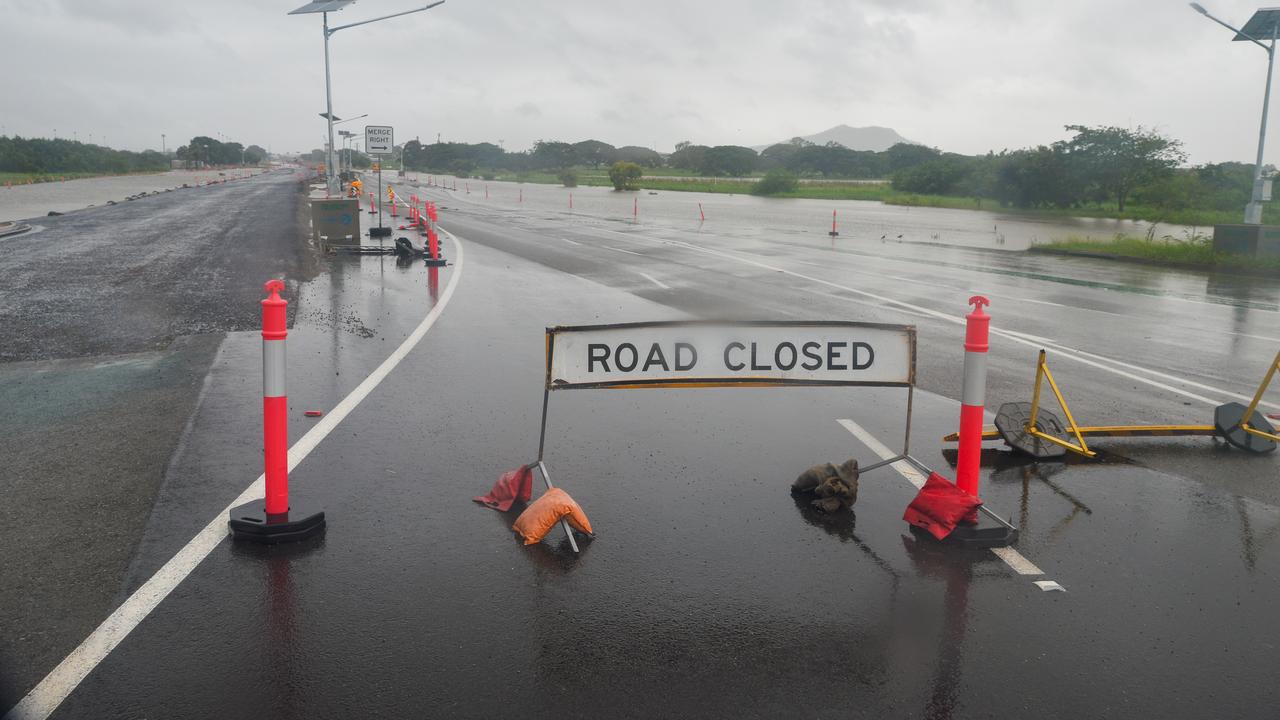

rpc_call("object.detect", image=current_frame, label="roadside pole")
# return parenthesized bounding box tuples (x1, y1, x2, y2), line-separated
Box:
(228, 280, 326, 543)
(956, 296, 990, 496)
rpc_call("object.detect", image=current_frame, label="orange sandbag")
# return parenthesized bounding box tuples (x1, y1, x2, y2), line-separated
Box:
(511, 487, 594, 545)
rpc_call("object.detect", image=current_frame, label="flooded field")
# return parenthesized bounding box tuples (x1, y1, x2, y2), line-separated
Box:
(0, 168, 267, 223)
(409, 174, 1199, 252)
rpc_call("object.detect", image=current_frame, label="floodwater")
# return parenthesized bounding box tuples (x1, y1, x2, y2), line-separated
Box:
(407, 174, 1199, 252)
(0, 168, 267, 223)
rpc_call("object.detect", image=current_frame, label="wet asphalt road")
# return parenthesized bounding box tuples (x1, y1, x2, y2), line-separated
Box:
(6, 179, 1280, 718)
(425, 182, 1280, 504)
(0, 169, 313, 709)
(0, 169, 313, 362)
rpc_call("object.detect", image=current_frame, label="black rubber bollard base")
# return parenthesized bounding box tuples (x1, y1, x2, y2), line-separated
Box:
(229, 499, 326, 544)
(1214, 402, 1277, 454)
(909, 511, 1019, 549)
(424, 257, 447, 267)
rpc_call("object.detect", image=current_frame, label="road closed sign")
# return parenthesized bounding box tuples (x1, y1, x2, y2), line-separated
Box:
(365, 125, 394, 155)
(546, 321, 915, 389)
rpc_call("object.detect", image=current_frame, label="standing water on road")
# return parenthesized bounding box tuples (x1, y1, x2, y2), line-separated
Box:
(0, 169, 266, 223)
(408, 174, 1198, 252)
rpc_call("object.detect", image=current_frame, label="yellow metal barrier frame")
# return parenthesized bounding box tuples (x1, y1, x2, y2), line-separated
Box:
(1240, 350, 1280, 443)
(1026, 350, 1095, 458)
(944, 350, 1219, 457)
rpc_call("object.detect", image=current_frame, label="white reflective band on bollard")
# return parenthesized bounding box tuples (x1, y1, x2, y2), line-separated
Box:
(263, 340, 287, 398)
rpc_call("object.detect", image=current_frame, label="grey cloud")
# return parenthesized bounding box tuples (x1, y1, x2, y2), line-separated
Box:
(0, 0, 1269, 163)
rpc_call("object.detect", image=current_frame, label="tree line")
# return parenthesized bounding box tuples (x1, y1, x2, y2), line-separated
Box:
(0, 136, 168, 175)
(313, 125, 1260, 214)
(174, 136, 267, 167)
(0, 135, 268, 176)
(887, 125, 1225, 213)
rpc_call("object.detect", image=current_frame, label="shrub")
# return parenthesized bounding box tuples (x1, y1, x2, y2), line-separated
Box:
(559, 168, 579, 187)
(751, 169, 799, 196)
(609, 161, 642, 191)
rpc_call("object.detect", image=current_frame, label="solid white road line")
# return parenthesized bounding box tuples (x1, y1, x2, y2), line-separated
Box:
(605, 245, 643, 256)
(836, 418, 1050, 581)
(3, 232, 468, 720)
(637, 271, 670, 290)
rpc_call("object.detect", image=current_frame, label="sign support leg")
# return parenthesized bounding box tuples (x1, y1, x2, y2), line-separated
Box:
(533, 387, 579, 553)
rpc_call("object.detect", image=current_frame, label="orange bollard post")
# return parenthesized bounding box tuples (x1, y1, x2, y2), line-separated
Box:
(228, 280, 325, 543)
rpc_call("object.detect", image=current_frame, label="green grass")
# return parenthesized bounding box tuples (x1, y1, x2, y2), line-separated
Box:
(1032, 234, 1280, 277)
(879, 193, 1262, 226)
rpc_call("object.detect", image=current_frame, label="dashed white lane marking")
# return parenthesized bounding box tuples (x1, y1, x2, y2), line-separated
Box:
(560, 237, 581, 246)
(836, 419, 1051, 582)
(990, 547, 1044, 576)
(3, 232, 468, 720)
(605, 245, 643, 256)
(837, 418, 927, 489)
(637, 271, 670, 290)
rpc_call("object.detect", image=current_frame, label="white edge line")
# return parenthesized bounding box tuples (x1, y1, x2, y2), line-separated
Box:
(637, 271, 670, 290)
(3, 231, 468, 720)
(835, 418, 1046, 578)
(605, 245, 642, 256)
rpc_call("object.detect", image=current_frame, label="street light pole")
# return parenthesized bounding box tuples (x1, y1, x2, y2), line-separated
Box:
(1191, 4, 1280, 224)
(291, 0, 446, 197)
(1251, 26, 1277, 224)
(323, 11, 338, 196)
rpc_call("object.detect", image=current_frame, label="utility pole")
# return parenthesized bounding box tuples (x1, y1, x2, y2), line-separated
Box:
(1190, 4, 1280, 224)
(289, 0, 446, 197)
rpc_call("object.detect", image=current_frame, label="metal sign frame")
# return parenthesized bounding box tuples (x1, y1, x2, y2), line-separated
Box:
(530, 320, 922, 553)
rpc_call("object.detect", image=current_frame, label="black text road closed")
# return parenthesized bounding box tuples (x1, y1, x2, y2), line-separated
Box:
(546, 321, 915, 389)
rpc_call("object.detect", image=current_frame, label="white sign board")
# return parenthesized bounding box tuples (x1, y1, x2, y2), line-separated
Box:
(547, 321, 915, 389)
(364, 125, 394, 155)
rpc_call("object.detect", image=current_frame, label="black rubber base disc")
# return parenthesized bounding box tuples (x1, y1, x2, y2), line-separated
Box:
(995, 402, 1068, 459)
(369, 226, 392, 238)
(229, 499, 326, 544)
(907, 511, 1019, 548)
(424, 257, 447, 267)
(1214, 402, 1277, 454)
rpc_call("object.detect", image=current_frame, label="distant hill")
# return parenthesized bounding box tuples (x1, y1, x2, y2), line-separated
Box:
(752, 125, 921, 152)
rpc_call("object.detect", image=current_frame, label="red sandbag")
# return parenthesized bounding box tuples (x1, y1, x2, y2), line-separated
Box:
(903, 472, 982, 540)
(473, 465, 533, 511)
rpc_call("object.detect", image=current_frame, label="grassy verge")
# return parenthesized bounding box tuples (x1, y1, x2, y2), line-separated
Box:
(1032, 235, 1280, 277)
(482, 172, 899, 200)
(0, 170, 167, 185)
(880, 193, 1256, 226)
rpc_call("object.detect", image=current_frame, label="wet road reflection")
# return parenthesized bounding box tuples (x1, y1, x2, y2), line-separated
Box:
(406, 174, 1204, 253)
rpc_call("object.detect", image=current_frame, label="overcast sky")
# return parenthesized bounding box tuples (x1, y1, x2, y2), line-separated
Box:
(0, 0, 1275, 164)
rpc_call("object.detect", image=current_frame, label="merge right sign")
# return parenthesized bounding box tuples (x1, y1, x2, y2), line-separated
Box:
(547, 321, 915, 390)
